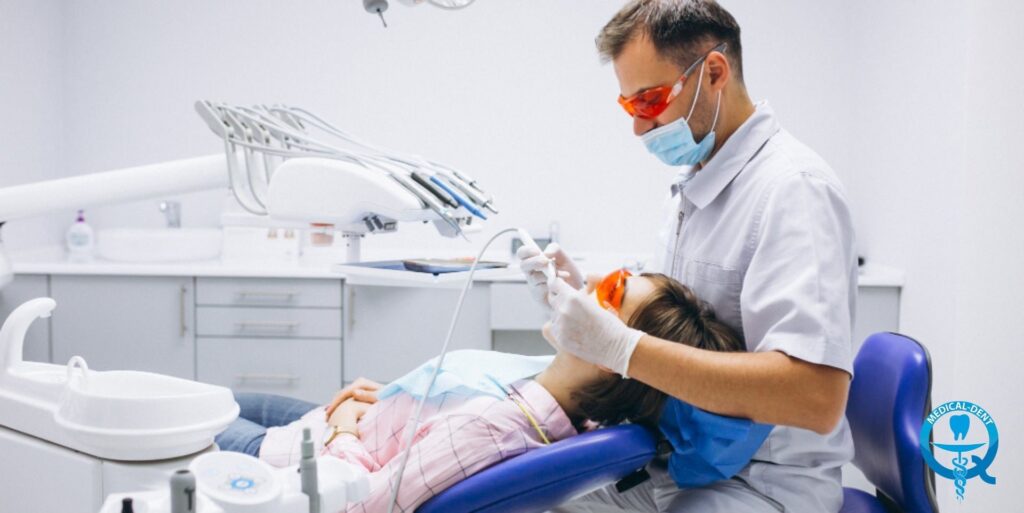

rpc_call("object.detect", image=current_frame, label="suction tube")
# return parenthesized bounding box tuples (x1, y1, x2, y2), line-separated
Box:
(386, 227, 521, 513)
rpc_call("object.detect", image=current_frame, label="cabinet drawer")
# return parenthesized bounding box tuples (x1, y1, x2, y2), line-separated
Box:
(196, 278, 342, 308)
(490, 283, 548, 330)
(197, 337, 341, 404)
(197, 307, 342, 339)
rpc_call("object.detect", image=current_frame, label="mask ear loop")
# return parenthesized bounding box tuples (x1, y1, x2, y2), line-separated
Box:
(709, 89, 722, 132)
(684, 60, 707, 122)
(691, 60, 723, 136)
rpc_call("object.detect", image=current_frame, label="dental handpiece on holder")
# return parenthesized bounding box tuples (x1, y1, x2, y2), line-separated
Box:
(194, 101, 497, 239)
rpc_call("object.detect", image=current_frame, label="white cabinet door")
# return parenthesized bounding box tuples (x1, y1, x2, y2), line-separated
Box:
(0, 274, 51, 363)
(343, 284, 491, 383)
(197, 337, 341, 404)
(50, 275, 195, 379)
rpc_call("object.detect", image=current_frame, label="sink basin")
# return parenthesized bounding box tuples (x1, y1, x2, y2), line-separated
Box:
(97, 228, 222, 262)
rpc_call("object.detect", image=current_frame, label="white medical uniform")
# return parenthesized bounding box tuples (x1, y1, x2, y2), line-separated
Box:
(553, 102, 857, 513)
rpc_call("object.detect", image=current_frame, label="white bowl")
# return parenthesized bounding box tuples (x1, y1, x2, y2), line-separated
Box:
(55, 369, 238, 460)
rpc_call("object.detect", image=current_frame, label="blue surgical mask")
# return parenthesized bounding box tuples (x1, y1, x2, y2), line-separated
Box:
(641, 61, 722, 167)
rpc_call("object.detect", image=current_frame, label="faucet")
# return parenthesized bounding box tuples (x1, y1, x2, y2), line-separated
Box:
(159, 201, 181, 228)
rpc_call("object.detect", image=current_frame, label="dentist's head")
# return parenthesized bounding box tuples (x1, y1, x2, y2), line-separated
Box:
(596, 0, 754, 166)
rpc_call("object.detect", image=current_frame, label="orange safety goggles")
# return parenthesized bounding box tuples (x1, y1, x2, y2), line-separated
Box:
(595, 268, 632, 311)
(616, 42, 727, 120)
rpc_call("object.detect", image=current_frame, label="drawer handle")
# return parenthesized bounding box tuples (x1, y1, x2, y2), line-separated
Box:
(234, 321, 300, 333)
(235, 291, 301, 302)
(180, 285, 188, 337)
(235, 373, 300, 384)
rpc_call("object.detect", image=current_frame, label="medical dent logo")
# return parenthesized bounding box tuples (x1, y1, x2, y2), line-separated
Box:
(920, 401, 998, 502)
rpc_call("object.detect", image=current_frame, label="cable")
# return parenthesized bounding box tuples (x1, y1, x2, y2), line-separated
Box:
(386, 227, 519, 513)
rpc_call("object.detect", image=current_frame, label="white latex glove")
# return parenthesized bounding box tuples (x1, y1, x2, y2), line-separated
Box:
(516, 242, 585, 308)
(546, 278, 645, 377)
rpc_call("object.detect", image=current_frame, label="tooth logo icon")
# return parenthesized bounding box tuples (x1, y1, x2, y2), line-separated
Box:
(921, 401, 999, 503)
(949, 414, 971, 441)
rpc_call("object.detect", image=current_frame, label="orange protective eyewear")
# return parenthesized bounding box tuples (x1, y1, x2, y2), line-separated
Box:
(616, 42, 727, 120)
(595, 268, 632, 311)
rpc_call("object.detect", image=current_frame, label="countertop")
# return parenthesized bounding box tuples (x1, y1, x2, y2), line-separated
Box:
(10, 246, 905, 287)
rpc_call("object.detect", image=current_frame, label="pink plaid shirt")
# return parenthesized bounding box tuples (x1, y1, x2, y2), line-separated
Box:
(259, 379, 577, 512)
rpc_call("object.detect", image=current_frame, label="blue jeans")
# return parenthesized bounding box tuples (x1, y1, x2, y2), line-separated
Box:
(215, 392, 319, 456)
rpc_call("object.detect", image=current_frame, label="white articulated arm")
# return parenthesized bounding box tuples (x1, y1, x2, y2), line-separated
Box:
(0, 155, 230, 289)
(0, 154, 228, 223)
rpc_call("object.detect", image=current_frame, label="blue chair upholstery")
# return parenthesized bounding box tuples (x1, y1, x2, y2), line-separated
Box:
(841, 332, 939, 513)
(419, 332, 938, 513)
(417, 424, 657, 513)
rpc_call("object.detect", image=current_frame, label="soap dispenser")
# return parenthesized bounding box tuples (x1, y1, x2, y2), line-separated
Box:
(65, 210, 94, 262)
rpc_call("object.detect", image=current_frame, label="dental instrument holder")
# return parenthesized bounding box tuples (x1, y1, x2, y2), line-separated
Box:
(0, 102, 497, 284)
(194, 101, 496, 247)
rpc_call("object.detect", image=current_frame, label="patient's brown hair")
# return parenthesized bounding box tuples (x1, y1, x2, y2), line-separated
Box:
(573, 272, 743, 429)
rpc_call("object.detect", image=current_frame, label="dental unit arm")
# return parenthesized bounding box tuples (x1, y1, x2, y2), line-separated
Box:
(0, 101, 497, 288)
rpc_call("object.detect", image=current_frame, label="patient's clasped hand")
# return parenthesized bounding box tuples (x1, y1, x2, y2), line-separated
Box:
(215, 272, 771, 512)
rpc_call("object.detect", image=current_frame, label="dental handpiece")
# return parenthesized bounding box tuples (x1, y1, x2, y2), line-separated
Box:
(432, 165, 499, 215)
(432, 168, 495, 214)
(517, 229, 557, 287)
(392, 172, 462, 233)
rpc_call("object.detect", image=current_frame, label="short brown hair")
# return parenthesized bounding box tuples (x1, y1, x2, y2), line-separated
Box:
(573, 273, 743, 429)
(595, 0, 744, 82)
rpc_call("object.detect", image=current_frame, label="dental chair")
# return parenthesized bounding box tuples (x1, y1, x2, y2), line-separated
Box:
(840, 332, 939, 513)
(417, 423, 658, 513)
(420, 332, 939, 513)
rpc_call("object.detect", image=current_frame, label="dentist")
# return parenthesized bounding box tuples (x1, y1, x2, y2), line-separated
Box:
(521, 1, 857, 512)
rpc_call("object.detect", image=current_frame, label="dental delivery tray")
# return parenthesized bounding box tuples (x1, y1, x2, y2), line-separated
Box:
(345, 258, 508, 274)
(0, 298, 239, 461)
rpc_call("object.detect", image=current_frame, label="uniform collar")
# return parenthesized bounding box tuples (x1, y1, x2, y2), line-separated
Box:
(682, 101, 781, 209)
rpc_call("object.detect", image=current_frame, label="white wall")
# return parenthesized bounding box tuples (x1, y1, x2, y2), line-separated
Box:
(836, 1, 1022, 509)
(0, 0, 66, 248)
(53, 0, 864, 260)
(57, 0, 664, 256)
(2, 1, 1020, 509)
(954, 1, 1024, 510)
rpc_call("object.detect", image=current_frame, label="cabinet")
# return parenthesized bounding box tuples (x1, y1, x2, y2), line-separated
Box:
(50, 275, 195, 378)
(0, 274, 51, 363)
(489, 282, 902, 356)
(343, 284, 491, 383)
(195, 278, 342, 403)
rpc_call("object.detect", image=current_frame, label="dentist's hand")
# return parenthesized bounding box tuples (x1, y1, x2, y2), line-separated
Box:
(546, 278, 645, 378)
(516, 242, 585, 308)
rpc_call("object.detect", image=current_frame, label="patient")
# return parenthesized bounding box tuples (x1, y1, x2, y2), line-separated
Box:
(215, 272, 743, 512)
